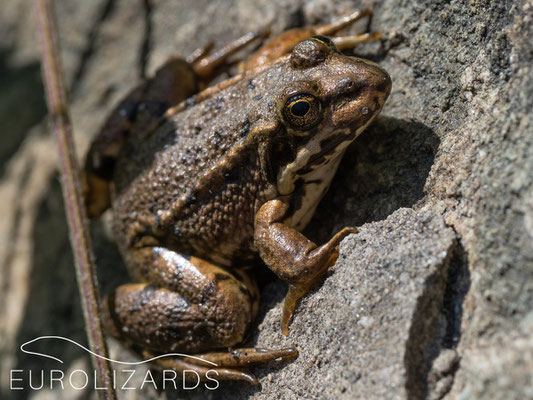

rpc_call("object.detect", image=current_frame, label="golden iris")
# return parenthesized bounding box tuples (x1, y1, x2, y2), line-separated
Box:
(282, 93, 322, 130)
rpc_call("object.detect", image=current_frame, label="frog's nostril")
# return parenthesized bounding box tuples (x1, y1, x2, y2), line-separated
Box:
(337, 78, 355, 93)
(334, 78, 365, 100)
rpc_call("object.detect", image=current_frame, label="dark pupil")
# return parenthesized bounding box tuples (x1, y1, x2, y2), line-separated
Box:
(292, 101, 310, 116)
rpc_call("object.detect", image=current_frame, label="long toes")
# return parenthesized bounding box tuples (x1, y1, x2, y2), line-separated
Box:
(145, 347, 297, 384)
(192, 347, 298, 367)
(147, 355, 260, 384)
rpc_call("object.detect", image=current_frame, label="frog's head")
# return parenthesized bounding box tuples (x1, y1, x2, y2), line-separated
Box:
(275, 36, 391, 199)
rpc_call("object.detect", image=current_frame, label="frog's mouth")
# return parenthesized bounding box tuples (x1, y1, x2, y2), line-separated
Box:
(328, 59, 391, 130)
(304, 129, 355, 169)
(277, 128, 354, 196)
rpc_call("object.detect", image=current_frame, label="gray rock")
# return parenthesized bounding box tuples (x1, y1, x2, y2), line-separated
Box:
(240, 209, 457, 400)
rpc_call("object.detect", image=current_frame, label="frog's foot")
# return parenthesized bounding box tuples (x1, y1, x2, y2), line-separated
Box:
(185, 42, 215, 65)
(239, 9, 375, 72)
(314, 9, 374, 37)
(279, 227, 358, 335)
(102, 247, 300, 384)
(333, 32, 382, 51)
(254, 198, 358, 335)
(191, 27, 270, 82)
(144, 347, 298, 384)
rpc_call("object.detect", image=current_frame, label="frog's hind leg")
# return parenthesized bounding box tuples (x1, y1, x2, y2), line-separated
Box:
(103, 247, 297, 383)
(83, 56, 199, 217)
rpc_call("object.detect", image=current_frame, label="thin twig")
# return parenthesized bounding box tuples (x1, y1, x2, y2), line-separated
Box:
(35, 1, 117, 398)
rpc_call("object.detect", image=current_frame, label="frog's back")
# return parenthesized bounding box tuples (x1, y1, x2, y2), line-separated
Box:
(111, 66, 286, 264)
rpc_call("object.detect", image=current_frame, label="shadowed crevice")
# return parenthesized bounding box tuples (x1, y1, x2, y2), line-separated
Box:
(403, 235, 471, 400)
(0, 50, 47, 178)
(69, 0, 117, 94)
(441, 239, 471, 349)
(306, 116, 440, 244)
(404, 239, 457, 400)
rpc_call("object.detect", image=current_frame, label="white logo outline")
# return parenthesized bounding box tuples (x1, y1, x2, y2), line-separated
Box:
(20, 336, 218, 367)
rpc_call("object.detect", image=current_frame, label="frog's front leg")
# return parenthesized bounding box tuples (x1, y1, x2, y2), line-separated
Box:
(103, 246, 296, 383)
(254, 198, 357, 335)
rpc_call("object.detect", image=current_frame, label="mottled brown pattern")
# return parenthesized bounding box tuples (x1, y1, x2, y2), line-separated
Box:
(111, 45, 390, 266)
(90, 22, 390, 382)
(101, 250, 258, 354)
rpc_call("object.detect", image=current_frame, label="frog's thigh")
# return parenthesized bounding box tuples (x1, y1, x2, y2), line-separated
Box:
(103, 247, 258, 354)
(103, 247, 297, 383)
(254, 198, 357, 335)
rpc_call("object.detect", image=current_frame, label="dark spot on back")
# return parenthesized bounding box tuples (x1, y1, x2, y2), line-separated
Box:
(92, 155, 116, 180)
(239, 286, 251, 298)
(186, 96, 197, 107)
(240, 118, 251, 137)
(185, 194, 197, 206)
(215, 273, 231, 281)
(224, 166, 241, 183)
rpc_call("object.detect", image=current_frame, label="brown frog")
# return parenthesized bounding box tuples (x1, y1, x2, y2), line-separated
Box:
(84, 10, 391, 384)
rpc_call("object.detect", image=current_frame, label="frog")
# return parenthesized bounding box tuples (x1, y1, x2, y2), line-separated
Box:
(84, 10, 391, 384)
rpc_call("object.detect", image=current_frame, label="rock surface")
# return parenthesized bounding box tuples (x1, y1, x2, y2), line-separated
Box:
(0, 0, 532, 399)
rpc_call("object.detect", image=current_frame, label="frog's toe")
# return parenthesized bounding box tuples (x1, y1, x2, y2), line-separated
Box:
(145, 354, 261, 384)
(192, 347, 298, 367)
(280, 227, 358, 335)
(281, 284, 309, 336)
(145, 347, 298, 384)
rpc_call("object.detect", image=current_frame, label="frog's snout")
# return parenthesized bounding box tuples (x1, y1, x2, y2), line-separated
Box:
(329, 59, 391, 130)
(362, 59, 392, 97)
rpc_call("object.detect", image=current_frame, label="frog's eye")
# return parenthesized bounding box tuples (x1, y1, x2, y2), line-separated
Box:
(282, 93, 323, 131)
